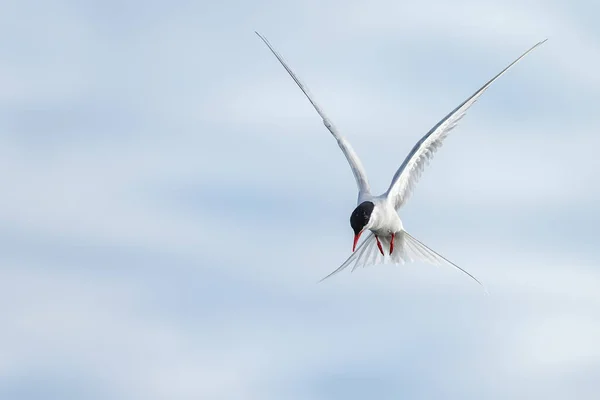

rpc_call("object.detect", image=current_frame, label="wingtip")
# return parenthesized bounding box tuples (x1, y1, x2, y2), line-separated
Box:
(533, 38, 548, 48)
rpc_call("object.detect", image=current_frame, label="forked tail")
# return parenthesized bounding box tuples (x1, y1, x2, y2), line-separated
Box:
(319, 230, 486, 291)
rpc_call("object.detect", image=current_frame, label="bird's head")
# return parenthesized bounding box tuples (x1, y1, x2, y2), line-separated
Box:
(350, 201, 375, 251)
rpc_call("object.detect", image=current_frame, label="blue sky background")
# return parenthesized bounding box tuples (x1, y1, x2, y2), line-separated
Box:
(1, 0, 599, 399)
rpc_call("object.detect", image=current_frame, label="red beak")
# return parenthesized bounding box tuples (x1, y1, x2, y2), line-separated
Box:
(352, 231, 363, 252)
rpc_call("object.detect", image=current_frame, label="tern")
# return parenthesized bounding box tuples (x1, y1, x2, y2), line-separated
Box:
(256, 32, 546, 287)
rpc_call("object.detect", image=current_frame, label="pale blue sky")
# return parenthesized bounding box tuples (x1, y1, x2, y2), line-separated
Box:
(1, 0, 599, 399)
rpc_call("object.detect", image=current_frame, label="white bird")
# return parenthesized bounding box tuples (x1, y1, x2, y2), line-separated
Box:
(256, 31, 546, 287)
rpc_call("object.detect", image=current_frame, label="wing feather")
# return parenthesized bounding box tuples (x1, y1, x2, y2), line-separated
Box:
(256, 31, 371, 198)
(385, 39, 547, 209)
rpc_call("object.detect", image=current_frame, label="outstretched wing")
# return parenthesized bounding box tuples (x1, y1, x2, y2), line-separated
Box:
(385, 39, 547, 209)
(256, 31, 371, 198)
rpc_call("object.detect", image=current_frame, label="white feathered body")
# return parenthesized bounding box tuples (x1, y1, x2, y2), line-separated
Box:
(358, 194, 404, 237)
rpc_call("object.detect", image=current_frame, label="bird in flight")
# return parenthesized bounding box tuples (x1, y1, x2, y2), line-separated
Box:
(256, 31, 546, 287)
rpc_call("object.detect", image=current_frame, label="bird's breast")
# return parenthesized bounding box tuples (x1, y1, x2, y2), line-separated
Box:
(370, 203, 403, 235)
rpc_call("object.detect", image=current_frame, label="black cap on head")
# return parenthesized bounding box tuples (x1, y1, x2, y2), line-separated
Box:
(350, 201, 374, 235)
